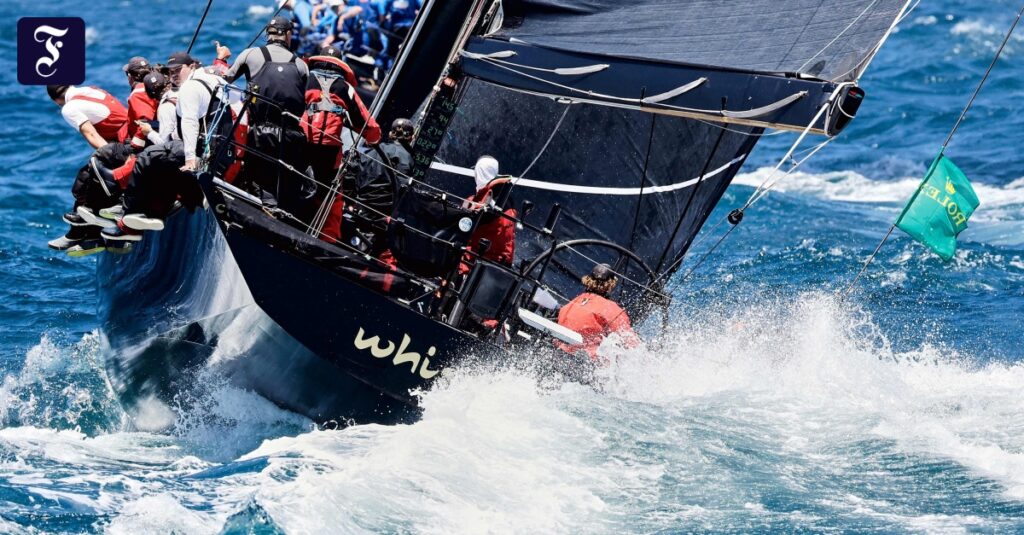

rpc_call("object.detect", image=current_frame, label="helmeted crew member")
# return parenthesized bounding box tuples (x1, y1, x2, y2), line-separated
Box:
(459, 155, 517, 273)
(556, 263, 640, 360)
(301, 49, 381, 242)
(379, 118, 414, 176)
(122, 56, 157, 148)
(139, 71, 180, 146)
(223, 16, 310, 212)
(46, 84, 131, 251)
(302, 50, 381, 175)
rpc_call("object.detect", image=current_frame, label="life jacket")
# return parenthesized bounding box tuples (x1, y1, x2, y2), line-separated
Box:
(126, 83, 157, 140)
(459, 178, 517, 273)
(68, 88, 129, 142)
(249, 45, 306, 127)
(556, 292, 635, 360)
(176, 73, 226, 158)
(223, 102, 250, 184)
(301, 56, 381, 149)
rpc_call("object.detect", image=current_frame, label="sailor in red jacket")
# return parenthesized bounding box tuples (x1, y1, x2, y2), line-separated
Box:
(460, 155, 517, 273)
(300, 46, 381, 242)
(46, 84, 131, 252)
(122, 56, 158, 149)
(557, 263, 640, 361)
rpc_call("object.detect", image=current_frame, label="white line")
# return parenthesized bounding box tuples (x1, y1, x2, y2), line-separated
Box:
(429, 155, 746, 196)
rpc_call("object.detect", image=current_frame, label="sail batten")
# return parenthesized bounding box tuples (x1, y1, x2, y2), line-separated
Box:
(500, 0, 911, 82)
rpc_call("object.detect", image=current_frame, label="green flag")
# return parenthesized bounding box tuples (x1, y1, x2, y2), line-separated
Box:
(895, 154, 980, 260)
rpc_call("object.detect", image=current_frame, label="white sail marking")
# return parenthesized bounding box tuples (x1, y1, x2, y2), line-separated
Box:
(430, 155, 745, 196)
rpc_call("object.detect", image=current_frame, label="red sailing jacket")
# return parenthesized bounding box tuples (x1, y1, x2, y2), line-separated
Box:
(460, 179, 517, 274)
(68, 87, 129, 142)
(301, 55, 381, 158)
(125, 83, 157, 141)
(556, 292, 638, 360)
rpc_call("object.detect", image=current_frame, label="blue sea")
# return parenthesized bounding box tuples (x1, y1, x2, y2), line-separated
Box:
(1, 0, 1023, 532)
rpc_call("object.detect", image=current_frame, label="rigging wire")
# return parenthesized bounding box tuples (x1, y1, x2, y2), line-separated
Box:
(655, 111, 835, 289)
(519, 105, 571, 178)
(828, 0, 919, 83)
(796, 0, 882, 75)
(840, 1, 1024, 299)
(187, 0, 215, 55)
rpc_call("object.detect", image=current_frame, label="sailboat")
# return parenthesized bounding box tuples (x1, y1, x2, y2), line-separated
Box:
(100, 0, 914, 425)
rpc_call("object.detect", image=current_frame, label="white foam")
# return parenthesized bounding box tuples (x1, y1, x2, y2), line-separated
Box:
(106, 494, 219, 535)
(246, 5, 275, 17)
(734, 167, 1024, 208)
(1, 294, 1021, 530)
(599, 294, 1024, 503)
(951, 19, 1024, 42)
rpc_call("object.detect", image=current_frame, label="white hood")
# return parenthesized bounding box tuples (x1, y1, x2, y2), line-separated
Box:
(474, 156, 499, 192)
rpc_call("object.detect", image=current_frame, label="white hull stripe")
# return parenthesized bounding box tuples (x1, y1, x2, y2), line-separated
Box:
(429, 155, 746, 196)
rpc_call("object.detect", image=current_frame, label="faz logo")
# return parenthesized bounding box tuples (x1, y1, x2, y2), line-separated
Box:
(354, 328, 441, 380)
(17, 17, 86, 85)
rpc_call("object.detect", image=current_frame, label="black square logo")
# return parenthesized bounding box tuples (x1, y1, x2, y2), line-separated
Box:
(17, 17, 86, 86)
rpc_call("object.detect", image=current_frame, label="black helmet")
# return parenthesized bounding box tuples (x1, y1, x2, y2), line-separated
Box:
(318, 44, 344, 60)
(390, 118, 414, 141)
(266, 15, 294, 36)
(590, 263, 615, 282)
(46, 84, 69, 101)
(143, 72, 169, 100)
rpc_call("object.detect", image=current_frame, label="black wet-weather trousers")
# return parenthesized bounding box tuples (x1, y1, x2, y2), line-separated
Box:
(122, 140, 203, 219)
(70, 142, 133, 210)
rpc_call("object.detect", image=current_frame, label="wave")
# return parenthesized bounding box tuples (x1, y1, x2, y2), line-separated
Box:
(734, 167, 1024, 208)
(951, 19, 1024, 42)
(0, 333, 124, 435)
(732, 167, 1024, 247)
(1, 294, 1022, 532)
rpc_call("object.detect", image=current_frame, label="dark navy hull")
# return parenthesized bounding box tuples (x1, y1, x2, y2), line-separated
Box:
(206, 189, 496, 422)
(98, 204, 494, 425)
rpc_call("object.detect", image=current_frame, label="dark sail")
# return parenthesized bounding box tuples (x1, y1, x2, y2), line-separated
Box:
(415, 0, 913, 302)
(424, 78, 760, 300)
(500, 0, 911, 82)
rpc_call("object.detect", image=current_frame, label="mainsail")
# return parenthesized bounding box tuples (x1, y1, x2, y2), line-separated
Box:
(418, 0, 913, 302)
(500, 0, 910, 82)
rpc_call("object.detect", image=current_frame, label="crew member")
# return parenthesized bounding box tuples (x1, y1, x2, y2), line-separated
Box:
(379, 117, 414, 176)
(301, 50, 381, 242)
(223, 16, 309, 212)
(460, 155, 516, 273)
(46, 84, 130, 251)
(556, 264, 640, 360)
(302, 49, 380, 177)
(138, 71, 180, 146)
(97, 51, 236, 241)
(122, 56, 157, 147)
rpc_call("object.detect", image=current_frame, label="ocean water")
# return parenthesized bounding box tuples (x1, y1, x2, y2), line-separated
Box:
(1, 0, 1023, 532)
